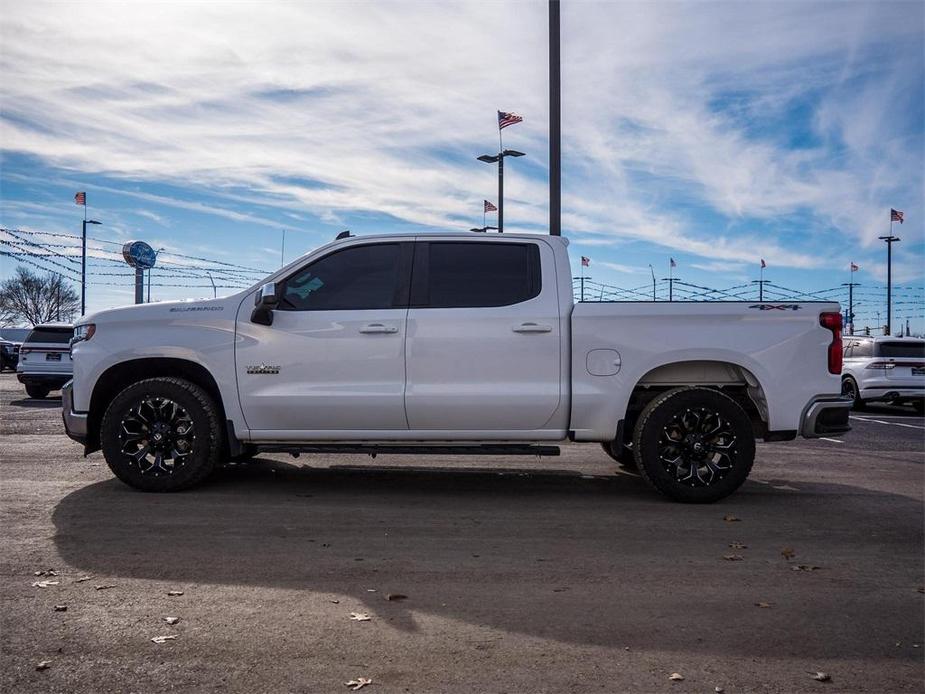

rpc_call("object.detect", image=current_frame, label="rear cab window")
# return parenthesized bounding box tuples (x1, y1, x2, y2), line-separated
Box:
(876, 341, 925, 359)
(411, 241, 541, 308)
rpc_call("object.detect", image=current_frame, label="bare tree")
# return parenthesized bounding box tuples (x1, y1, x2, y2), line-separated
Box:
(0, 266, 80, 326)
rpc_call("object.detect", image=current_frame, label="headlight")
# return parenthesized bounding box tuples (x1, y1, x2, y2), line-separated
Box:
(71, 323, 96, 346)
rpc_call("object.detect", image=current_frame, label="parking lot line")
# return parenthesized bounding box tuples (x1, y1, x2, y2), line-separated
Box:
(850, 415, 925, 430)
(818, 437, 844, 443)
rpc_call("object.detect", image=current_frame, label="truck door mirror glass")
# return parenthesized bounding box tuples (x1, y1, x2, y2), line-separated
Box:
(251, 282, 279, 325)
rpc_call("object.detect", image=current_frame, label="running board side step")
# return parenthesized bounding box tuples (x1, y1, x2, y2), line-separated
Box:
(255, 444, 561, 457)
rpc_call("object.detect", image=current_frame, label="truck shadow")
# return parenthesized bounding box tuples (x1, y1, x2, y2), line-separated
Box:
(8, 396, 62, 409)
(52, 459, 923, 659)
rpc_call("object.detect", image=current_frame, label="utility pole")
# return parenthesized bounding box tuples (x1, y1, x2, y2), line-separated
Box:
(841, 281, 860, 335)
(648, 264, 656, 300)
(548, 0, 561, 236)
(878, 234, 900, 336)
(80, 218, 102, 315)
(574, 275, 590, 302)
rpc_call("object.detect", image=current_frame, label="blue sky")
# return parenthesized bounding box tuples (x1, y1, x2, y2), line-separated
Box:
(1, 0, 922, 331)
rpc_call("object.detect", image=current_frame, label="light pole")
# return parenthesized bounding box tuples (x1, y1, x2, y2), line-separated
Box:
(751, 279, 770, 301)
(549, 0, 561, 237)
(477, 149, 525, 233)
(841, 281, 860, 335)
(81, 219, 102, 316)
(662, 276, 679, 301)
(648, 264, 656, 300)
(206, 272, 217, 299)
(878, 234, 900, 335)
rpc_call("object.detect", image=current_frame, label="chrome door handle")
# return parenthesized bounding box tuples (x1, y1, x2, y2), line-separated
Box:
(360, 323, 399, 334)
(512, 322, 552, 333)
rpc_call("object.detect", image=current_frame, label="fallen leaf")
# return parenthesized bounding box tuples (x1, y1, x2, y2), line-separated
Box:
(723, 554, 744, 561)
(167, 591, 184, 596)
(792, 565, 821, 572)
(75, 576, 92, 583)
(668, 672, 685, 681)
(349, 612, 371, 622)
(95, 584, 116, 591)
(809, 671, 831, 682)
(728, 542, 747, 550)
(345, 677, 372, 690)
(31, 580, 59, 588)
(151, 635, 178, 644)
(386, 593, 407, 601)
(723, 514, 740, 522)
(164, 617, 180, 625)
(754, 602, 772, 608)
(781, 547, 796, 560)
(35, 660, 52, 671)
(54, 605, 67, 612)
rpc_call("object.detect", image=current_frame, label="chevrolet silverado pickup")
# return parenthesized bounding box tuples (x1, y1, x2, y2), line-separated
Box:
(63, 233, 851, 502)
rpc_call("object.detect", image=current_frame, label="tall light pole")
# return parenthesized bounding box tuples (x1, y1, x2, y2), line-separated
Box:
(878, 234, 900, 335)
(662, 276, 679, 301)
(477, 150, 525, 233)
(648, 264, 656, 300)
(81, 219, 102, 316)
(842, 281, 860, 335)
(751, 279, 770, 301)
(549, 0, 561, 237)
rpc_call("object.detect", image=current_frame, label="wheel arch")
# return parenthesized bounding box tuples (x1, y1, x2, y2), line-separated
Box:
(87, 358, 227, 454)
(621, 359, 770, 443)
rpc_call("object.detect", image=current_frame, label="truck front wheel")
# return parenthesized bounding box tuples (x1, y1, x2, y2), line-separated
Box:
(632, 387, 755, 503)
(100, 377, 222, 492)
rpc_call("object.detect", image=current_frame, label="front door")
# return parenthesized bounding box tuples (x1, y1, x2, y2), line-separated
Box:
(236, 241, 412, 435)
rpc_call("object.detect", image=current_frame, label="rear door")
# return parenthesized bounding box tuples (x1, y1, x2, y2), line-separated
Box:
(404, 239, 562, 433)
(877, 340, 925, 381)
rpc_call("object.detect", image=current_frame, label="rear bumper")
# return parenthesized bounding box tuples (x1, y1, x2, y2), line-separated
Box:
(61, 380, 88, 445)
(801, 396, 852, 438)
(17, 372, 72, 389)
(859, 384, 925, 403)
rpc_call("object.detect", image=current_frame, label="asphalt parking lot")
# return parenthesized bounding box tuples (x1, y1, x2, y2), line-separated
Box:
(1, 372, 922, 693)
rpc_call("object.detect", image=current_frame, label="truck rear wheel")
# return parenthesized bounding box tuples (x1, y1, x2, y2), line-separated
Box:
(632, 387, 755, 503)
(100, 377, 222, 492)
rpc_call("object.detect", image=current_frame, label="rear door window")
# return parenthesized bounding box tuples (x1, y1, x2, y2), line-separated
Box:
(412, 242, 541, 308)
(876, 341, 925, 358)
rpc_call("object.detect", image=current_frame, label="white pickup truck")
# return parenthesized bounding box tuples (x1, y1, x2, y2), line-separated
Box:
(64, 233, 850, 502)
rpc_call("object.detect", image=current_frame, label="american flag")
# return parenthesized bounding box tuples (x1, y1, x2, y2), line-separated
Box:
(850, 262, 859, 272)
(891, 208, 904, 223)
(74, 192, 86, 206)
(484, 199, 497, 212)
(581, 256, 590, 267)
(670, 258, 676, 268)
(760, 259, 766, 269)
(498, 111, 523, 130)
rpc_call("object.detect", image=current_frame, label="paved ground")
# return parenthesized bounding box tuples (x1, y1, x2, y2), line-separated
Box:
(1, 372, 922, 693)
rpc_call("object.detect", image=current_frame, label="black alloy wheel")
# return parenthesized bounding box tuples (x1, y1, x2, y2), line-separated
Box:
(633, 387, 755, 503)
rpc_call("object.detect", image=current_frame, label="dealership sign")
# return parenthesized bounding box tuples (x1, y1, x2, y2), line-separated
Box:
(122, 240, 157, 269)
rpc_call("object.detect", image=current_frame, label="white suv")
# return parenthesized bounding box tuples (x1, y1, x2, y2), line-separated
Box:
(16, 323, 73, 399)
(841, 336, 925, 413)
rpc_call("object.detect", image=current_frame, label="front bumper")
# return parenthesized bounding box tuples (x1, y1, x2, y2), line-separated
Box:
(61, 380, 88, 445)
(801, 396, 852, 438)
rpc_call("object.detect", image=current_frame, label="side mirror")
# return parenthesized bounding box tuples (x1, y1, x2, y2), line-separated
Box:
(251, 282, 279, 325)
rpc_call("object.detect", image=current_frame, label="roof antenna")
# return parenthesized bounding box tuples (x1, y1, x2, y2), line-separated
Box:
(336, 230, 352, 240)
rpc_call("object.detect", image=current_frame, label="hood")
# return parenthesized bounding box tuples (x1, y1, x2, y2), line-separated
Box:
(82, 294, 245, 325)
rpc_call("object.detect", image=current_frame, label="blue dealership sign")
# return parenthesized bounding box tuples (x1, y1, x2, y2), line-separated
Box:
(121, 240, 157, 269)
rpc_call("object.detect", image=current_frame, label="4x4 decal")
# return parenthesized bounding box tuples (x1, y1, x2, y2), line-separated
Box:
(749, 304, 802, 311)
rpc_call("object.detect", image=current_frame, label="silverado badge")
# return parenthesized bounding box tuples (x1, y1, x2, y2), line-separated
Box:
(246, 364, 280, 375)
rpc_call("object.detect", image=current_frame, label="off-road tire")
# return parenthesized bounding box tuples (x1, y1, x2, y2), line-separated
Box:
(25, 385, 50, 399)
(100, 377, 222, 492)
(633, 387, 755, 503)
(841, 376, 865, 410)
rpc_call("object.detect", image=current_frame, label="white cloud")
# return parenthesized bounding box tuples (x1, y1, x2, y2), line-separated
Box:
(1, 0, 922, 276)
